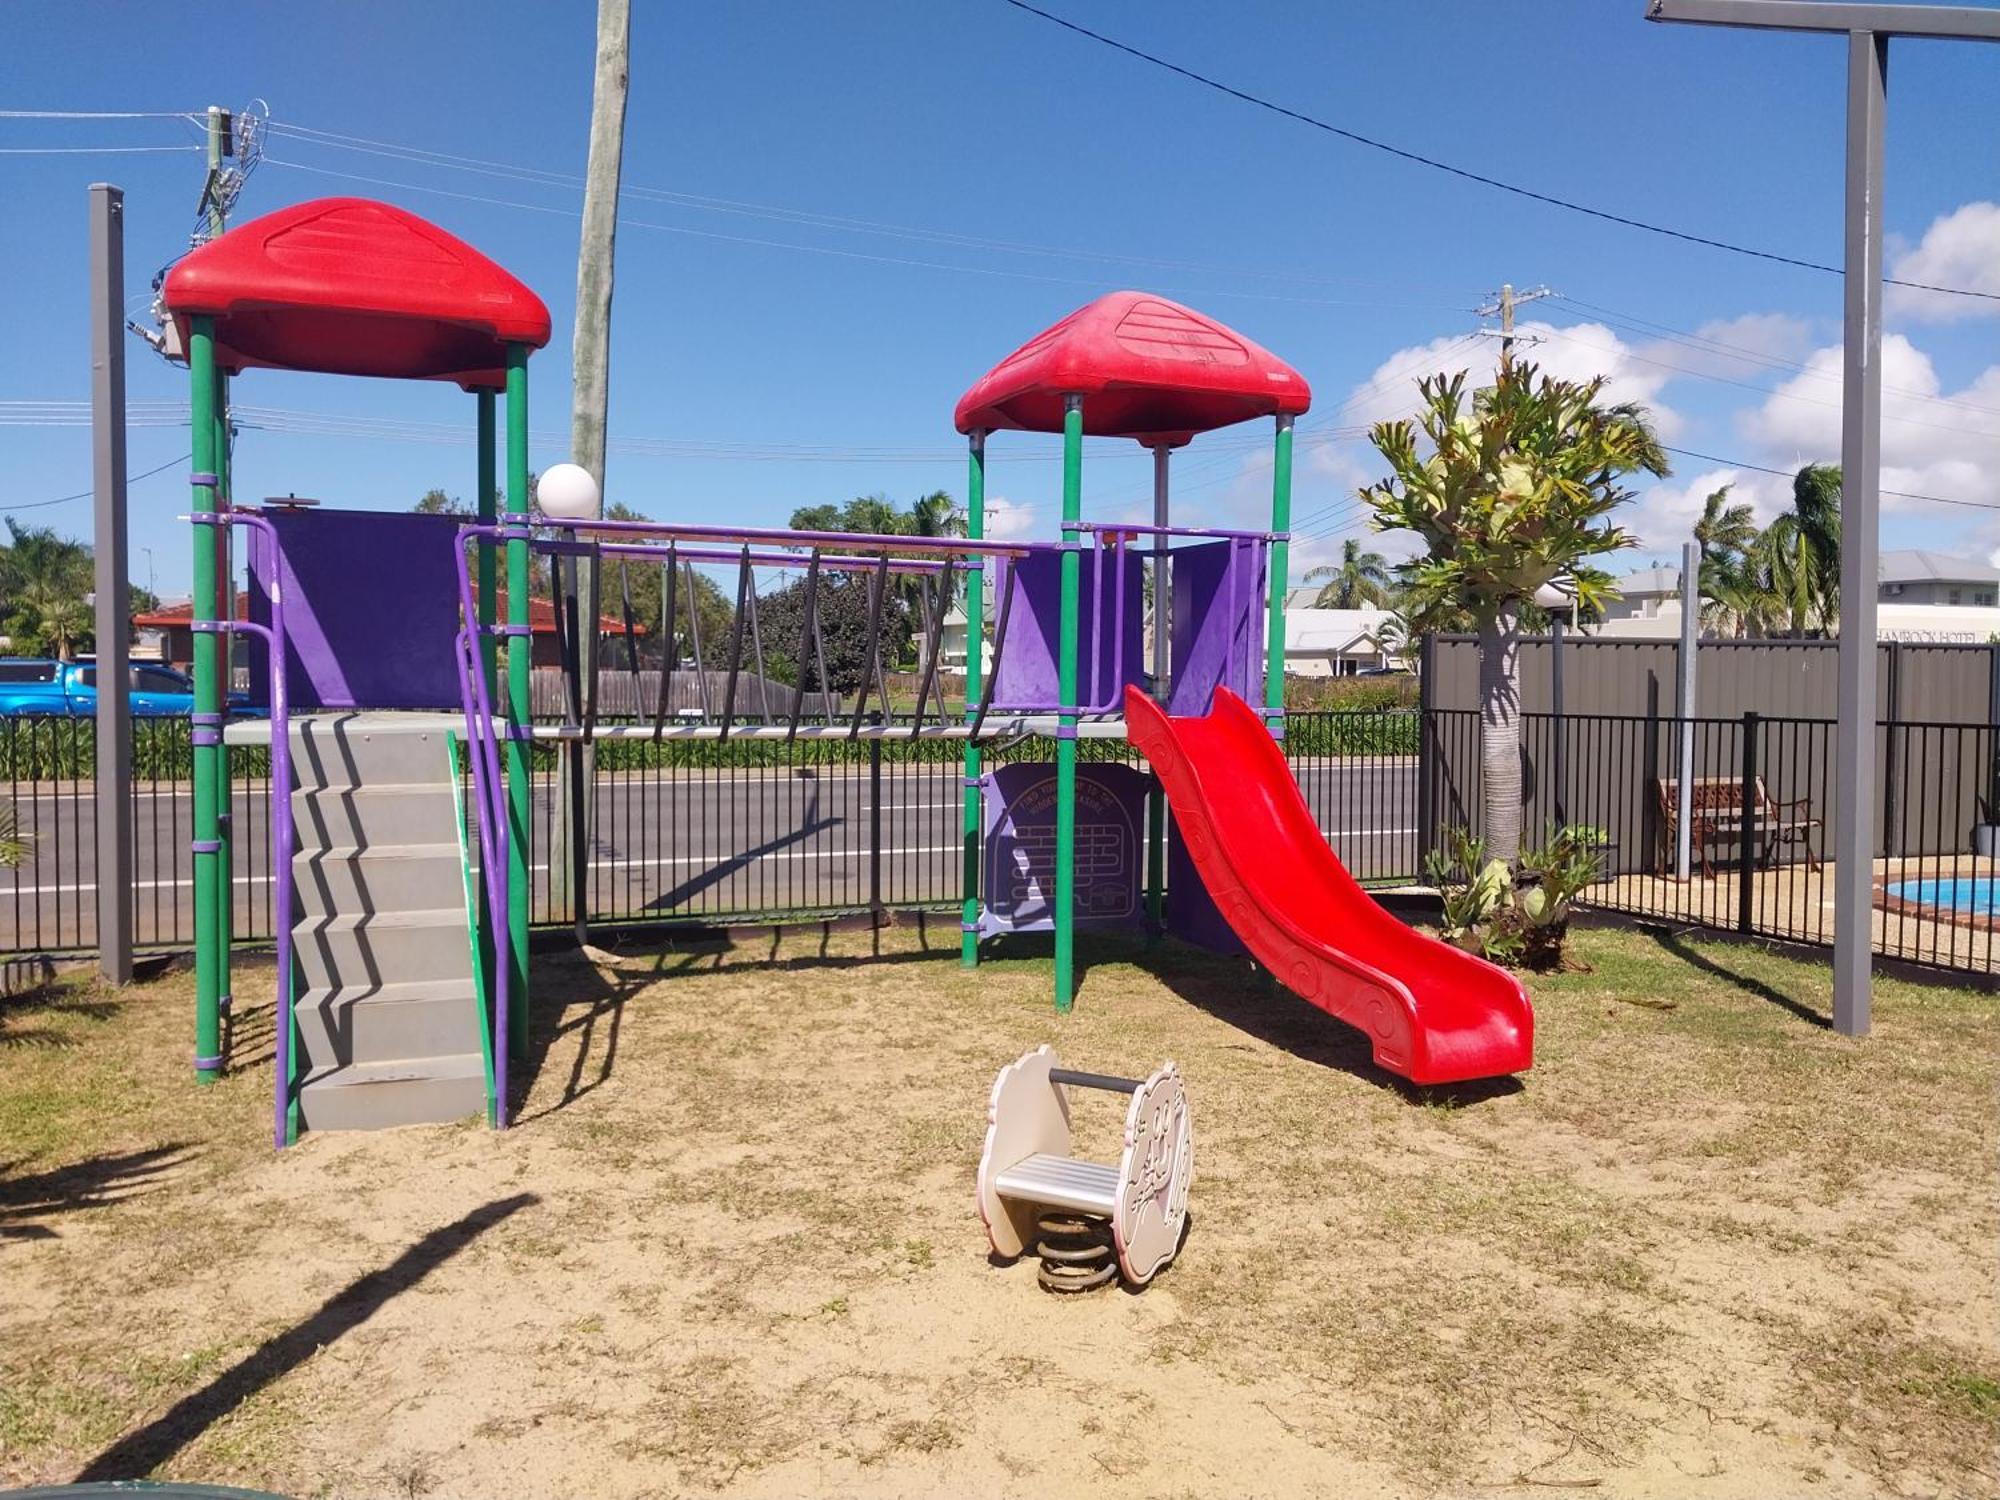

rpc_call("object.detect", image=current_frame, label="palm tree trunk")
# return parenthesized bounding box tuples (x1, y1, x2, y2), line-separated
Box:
(1478, 604, 1524, 867)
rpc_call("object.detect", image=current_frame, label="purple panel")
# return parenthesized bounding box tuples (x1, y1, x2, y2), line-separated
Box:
(978, 762, 1149, 937)
(1168, 538, 1266, 718)
(1165, 820, 1247, 956)
(990, 548, 1145, 712)
(249, 509, 464, 711)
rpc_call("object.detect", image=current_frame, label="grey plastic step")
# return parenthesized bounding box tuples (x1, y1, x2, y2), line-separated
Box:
(293, 977, 483, 1070)
(294, 843, 469, 918)
(294, 784, 464, 848)
(297, 1053, 488, 1131)
(291, 714, 463, 791)
(294, 907, 475, 990)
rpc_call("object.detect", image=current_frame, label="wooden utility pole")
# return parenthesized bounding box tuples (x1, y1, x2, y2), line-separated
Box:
(1476, 282, 1553, 375)
(562, 0, 631, 942)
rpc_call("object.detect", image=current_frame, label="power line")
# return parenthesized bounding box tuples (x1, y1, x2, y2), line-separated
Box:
(0, 145, 198, 155)
(996, 0, 1996, 304)
(0, 109, 199, 119)
(1661, 446, 1991, 510)
(5, 453, 190, 514)
(264, 117, 1475, 301)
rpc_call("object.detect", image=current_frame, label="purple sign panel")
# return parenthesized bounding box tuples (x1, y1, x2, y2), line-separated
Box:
(248, 508, 464, 710)
(979, 762, 1150, 938)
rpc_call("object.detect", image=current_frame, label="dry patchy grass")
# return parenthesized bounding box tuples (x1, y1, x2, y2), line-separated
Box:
(1, 921, 1995, 1497)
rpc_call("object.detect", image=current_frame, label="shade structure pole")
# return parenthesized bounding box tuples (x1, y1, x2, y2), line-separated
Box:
(504, 345, 533, 1064)
(189, 316, 221, 1084)
(1054, 395, 1084, 1012)
(1264, 414, 1294, 734)
(961, 430, 987, 969)
(1148, 442, 1170, 940)
(90, 183, 133, 985)
(1833, 26, 1886, 1038)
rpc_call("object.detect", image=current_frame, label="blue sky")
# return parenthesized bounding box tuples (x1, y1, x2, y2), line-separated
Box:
(3, 0, 1995, 599)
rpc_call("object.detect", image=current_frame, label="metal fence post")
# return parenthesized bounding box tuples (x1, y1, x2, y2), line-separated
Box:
(1882, 639, 1902, 856)
(1738, 709, 1759, 935)
(1417, 632, 1437, 862)
(868, 712, 884, 922)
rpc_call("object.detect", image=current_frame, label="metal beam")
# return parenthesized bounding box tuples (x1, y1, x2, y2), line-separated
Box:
(1648, 0, 2000, 40)
(1832, 27, 1887, 1037)
(90, 184, 133, 984)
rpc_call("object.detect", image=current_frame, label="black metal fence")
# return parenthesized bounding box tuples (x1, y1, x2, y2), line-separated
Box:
(3, 706, 1993, 977)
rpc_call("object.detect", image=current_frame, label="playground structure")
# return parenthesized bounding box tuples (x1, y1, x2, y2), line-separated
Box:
(976, 1045, 1193, 1291)
(161, 197, 1532, 1145)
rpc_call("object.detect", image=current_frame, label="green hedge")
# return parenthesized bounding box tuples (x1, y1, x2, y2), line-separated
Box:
(0, 705, 1418, 784)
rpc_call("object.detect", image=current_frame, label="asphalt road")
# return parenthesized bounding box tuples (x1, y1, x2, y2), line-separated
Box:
(0, 760, 1418, 953)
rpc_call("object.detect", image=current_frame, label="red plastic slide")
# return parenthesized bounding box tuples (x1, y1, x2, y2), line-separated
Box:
(1125, 685, 1533, 1085)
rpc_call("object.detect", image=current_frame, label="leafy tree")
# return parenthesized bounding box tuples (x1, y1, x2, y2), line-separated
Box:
(413, 488, 473, 518)
(0, 522, 94, 658)
(1359, 364, 1667, 864)
(1306, 538, 1392, 608)
(758, 572, 914, 696)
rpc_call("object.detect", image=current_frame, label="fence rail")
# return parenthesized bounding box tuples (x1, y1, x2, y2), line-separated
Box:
(2, 705, 1991, 978)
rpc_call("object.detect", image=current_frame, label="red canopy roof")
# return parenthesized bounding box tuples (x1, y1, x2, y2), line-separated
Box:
(954, 291, 1311, 446)
(162, 198, 551, 389)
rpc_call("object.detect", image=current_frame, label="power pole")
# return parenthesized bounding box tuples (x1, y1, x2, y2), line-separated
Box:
(1647, 0, 2000, 1040)
(1475, 283, 1554, 375)
(561, 0, 631, 943)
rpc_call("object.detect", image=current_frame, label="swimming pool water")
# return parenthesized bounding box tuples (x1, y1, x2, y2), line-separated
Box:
(1888, 877, 1999, 915)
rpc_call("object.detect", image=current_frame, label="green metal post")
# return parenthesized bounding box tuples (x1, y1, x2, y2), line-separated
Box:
(1263, 414, 1295, 732)
(1054, 395, 1083, 1012)
(504, 347, 532, 1059)
(960, 431, 987, 968)
(190, 318, 221, 1083)
(477, 391, 498, 691)
(475, 389, 499, 1115)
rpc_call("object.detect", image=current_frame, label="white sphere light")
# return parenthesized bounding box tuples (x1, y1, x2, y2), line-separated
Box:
(538, 462, 601, 522)
(1532, 580, 1573, 609)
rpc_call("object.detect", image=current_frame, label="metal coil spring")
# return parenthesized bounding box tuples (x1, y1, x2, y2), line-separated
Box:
(1034, 1211, 1117, 1293)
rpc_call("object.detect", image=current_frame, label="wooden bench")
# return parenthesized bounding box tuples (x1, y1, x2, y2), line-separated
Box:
(975, 1046, 1192, 1290)
(1655, 775, 1822, 879)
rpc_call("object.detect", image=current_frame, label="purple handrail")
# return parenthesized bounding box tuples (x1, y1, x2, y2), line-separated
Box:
(526, 513, 1048, 559)
(449, 528, 512, 1128)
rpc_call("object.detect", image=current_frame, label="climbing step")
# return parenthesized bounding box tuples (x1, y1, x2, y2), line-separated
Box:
(293, 844, 469, 916)
(293, 977, 483, 1071)
(296, 1053, 488, 1132)
(293, 785, 463, 848)
(293, 907, 474, 990)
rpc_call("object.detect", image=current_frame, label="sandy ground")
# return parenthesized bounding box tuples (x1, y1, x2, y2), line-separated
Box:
(2, 921, 1996, 1499)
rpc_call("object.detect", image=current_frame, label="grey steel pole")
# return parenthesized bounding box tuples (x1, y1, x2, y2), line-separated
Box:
(1832, 28, 1886, 1038)
(90, 184, 133, 983)
(1676, 539, 1700, 881)
(1151, 444, 1170, 698)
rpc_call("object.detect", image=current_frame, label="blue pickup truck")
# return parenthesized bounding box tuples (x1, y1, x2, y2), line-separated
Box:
(0, 659, 250, 718)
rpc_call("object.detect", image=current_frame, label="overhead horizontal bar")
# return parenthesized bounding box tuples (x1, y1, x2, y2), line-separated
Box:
(522, 716, 1135, 742)
(1071, 520, 1284, 542)
(514, 514, 1048, 558)
(543, 539, 967, 574)
(1647, 0, 2000, 39)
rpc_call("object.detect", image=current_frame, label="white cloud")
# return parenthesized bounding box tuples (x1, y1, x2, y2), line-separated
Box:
(1736, 335, 2000, 515)
(1889, 201, 2000, 323)
(1341, 320, 1687, 440)
(981, 493, 1039, 540)
(1636, 312, 1815, 383)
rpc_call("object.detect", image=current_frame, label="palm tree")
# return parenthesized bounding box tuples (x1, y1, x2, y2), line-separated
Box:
(1360, 363, 1667, 865)
(1692, 483, 1757, 595)
(1791, 463, 1841, 631)
(1306, 539, 1392, 609)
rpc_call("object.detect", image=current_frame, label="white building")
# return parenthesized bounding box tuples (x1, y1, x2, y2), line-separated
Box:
(1592, 551, 2000, 643)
